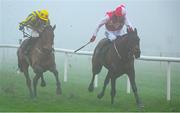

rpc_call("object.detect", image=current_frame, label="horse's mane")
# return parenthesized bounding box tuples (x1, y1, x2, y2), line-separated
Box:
(43, 25, 53, 32)
(114, 33, 128, 43)
(39, 25, 54, 39)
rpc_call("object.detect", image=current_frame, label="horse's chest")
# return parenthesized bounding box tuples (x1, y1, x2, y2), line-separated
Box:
(40, 56, 53, 66)
(117, 61, 133, 72)
(31, 54, 54, 70)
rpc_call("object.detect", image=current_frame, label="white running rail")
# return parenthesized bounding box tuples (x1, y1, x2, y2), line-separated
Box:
(0, 44, 180, 101)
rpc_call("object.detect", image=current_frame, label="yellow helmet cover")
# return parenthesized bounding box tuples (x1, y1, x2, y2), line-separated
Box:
(37, 9, 49, 21)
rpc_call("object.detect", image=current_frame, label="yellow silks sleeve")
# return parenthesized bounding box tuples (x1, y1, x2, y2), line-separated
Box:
(19, 14, 36, 26)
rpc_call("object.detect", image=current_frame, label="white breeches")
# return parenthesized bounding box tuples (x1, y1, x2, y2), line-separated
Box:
(26, 28, 39, 38)
(105, 27, 126, 41)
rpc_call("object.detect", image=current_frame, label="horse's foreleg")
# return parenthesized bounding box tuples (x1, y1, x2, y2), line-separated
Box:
(33, 73, 41, 97)
(88, 62, 102, 92)
(24, 70, 33, 98)
(32, 65, 45, 97)
(40, 76, 46, 87)
(50, 69, 61, 95)
(88, 73, 96, 92)
(110, 77, 116, 104)
(97, 71, 111, 99)
(128, 69, 144, 108)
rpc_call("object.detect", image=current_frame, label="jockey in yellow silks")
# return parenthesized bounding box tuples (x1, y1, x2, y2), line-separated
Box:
(19, 9, 50, 55)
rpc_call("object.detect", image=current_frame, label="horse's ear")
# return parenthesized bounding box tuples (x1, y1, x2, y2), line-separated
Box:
(52, 25, 56, 31)
(134, 28, 137, 34)
(127, 28, 129, 33)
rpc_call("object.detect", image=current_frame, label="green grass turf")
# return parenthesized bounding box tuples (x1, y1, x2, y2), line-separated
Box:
(0, 51, 180, 112)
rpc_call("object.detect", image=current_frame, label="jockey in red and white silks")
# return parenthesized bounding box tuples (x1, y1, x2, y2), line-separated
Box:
(90, 4, 133, 42)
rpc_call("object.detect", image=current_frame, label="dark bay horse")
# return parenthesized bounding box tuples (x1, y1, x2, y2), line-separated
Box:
(17, 25, 61, 97)
(88, 28, 144, 107)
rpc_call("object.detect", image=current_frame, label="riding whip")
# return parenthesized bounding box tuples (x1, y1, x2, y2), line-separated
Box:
(74, 41, 91, 53)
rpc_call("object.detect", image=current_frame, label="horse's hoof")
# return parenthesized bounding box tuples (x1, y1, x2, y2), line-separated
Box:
(138, 103, 144, 108)
(32, 92, 37, 98)
(16, 69, 22, 74)
(111, 101, 114, 105)
(56, 89, 62, 95)
(97, 93, 103, 99)
(30, 94, 37, 99)
(30, 94, 34, 99)
(88, 85, 94, 92)
(40, 82, 46, 87)
(56, 91, 61, 95)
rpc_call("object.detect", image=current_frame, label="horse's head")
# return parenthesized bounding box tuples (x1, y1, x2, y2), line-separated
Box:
(127, 28, 141, 58)
(40, 25, 56, 54)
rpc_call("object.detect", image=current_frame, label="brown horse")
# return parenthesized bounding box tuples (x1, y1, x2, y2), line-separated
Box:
(88, 28, 144, 107)
(17, 25, 61, 98)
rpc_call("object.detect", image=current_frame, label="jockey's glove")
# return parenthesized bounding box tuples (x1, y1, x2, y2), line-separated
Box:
(90, 35, 96, 42)
(19, 24, 24, 31)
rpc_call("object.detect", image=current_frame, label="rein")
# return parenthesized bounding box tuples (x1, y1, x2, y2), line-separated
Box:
(113, 41, 121, 59)
(113, 34, 133, 60)
(21, 29, 32, 38)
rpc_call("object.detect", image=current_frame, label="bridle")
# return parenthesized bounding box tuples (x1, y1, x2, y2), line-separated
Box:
(113, 34, 134, 60)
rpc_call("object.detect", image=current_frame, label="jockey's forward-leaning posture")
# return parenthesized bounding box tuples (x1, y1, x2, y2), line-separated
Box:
(19, 9, 50, 55)
(90, 4, 133, 54)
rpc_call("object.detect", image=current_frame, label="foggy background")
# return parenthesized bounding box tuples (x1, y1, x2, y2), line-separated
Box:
(0, 0, 180, 57)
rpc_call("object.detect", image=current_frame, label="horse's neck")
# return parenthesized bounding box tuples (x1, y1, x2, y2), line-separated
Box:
(34, 36, 49, 49)
(34, 37, 43, 48)
(116, 38, 129, 55)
